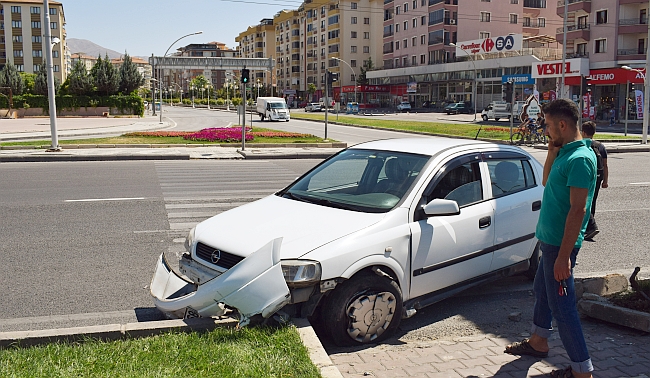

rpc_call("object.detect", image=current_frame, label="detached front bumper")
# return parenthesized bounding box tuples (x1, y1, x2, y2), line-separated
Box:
(150, 238, 291, 326)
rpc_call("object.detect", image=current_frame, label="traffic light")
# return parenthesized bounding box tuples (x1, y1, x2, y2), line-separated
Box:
(241, 69, 250, 84)
(581, 76, 591, 94)
(504, 81, 513, 103)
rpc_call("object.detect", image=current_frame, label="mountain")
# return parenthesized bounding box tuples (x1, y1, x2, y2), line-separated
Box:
(66, 38, 123, 59)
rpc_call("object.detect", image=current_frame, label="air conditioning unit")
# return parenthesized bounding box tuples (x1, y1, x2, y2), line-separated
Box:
(450, 19, 456, 25)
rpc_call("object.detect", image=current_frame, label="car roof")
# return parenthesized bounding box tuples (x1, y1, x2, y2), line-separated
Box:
(350, 138, 493, 156)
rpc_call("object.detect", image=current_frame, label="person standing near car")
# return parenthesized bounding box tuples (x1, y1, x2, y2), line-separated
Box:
(505, 99, 595, 378)
(581, 121, 608, 241)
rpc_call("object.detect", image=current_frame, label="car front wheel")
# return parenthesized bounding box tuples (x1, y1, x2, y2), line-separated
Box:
(482, 114, 488, 121)
(323, 272, 403, 346)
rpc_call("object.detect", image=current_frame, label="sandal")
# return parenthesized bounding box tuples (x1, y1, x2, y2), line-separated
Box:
(549, 366, 574, 378)
(504, 338, 549, 358)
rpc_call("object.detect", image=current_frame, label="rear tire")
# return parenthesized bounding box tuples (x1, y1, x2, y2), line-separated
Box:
(511, 131, 525, 145)
(322, 273, 403, 346)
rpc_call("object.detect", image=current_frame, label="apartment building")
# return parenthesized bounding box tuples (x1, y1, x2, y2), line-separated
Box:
(274, 9, 301, 102)
(70, 52, 95, 71)
(557, 0, 647, 122)
(0, 0, 67, 82)
(374, 0, 563, 108)
(236, 18, 275, 90)
(111, 55, 152, 87)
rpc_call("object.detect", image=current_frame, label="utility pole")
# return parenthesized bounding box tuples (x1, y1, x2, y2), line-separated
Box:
(324, 70, 328, 140)
(44, 0, 60, 151)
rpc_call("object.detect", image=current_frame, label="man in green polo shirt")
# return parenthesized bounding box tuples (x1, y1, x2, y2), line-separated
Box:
(505, 99, 595, 378)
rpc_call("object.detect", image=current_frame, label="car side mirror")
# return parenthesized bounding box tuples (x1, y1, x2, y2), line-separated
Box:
(422, 199, 460, 216)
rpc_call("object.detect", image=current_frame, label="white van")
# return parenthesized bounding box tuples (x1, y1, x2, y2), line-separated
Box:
(257, 97, 290, 121)
(481, 101, 525, 122)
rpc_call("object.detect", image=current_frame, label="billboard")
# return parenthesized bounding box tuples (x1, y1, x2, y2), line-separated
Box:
(407, 82, 417, 93)
(531, 58, 589, 78)
(455, 34, 523, 57)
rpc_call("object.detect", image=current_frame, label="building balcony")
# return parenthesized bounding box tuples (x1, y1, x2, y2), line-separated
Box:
(555, 24, 590, 41)
(620, 0, 647, 4)
(617, 48, 647, 60)
(566, 51, 589, 59)
(383, 47, 394, 54)
(523, 0, 547, 9)
(557, 0, 591, 15)
(383, 31, 394, 38)
(619, 18, 648, 34)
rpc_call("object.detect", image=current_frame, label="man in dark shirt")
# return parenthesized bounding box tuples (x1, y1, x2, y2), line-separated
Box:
(581, 121, 608, 240)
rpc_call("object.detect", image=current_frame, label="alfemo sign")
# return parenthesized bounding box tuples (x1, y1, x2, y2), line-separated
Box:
(455, 34, 523, 56)
(531, 58, 589, 78)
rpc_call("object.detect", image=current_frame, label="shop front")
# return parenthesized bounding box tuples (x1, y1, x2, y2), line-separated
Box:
(333, 85, 392, 108)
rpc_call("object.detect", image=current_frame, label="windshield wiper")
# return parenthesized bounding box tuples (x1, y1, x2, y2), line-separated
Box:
(308, 197, 360, 211)
(282, 192, 310, 203)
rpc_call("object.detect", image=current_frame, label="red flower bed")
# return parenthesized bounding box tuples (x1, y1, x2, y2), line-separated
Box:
(124, 131, 193, 137)
(183, 128, 254, 142)
(250, 131, 311, 138)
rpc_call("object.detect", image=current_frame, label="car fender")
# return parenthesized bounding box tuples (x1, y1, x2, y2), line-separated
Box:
(338, 254, 408, 294)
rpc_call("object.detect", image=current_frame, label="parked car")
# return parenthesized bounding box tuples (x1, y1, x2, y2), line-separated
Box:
(151, 138, 544, 346)
(305, 103, 322, 112)
(396, 101, 412, 112)
(298, 101, 309, 108)
(444, 102, 469, 115)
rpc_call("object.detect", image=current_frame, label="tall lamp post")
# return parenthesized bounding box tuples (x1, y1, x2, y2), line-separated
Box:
(171, 82, 182, 105)
(450, 43, 478, 121)
(190, 85, 195, 108)
(622, 65, 649, 144)
(43, 0, 61, 151)
(331, 57, 357, 103)
(225, 79, 231, 111)
(159, 31, 203, 123)
(256, 78, 261, 99)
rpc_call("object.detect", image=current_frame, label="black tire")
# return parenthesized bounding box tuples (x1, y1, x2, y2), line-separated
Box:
(260, 114, 265, 121)
(510, 131, 525, 145)
(322, 273, 403, 346)
(495, 118, 500, 121)
(482, 114, 488, 121)
(525, 242, 541, 280)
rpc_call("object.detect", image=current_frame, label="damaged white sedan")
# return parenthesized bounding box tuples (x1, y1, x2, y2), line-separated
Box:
(151, 138, 544, 345)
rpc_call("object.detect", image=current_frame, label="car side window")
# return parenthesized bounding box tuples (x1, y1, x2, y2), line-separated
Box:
(429, 162, 483, 207)
(487, 159, 535, 197)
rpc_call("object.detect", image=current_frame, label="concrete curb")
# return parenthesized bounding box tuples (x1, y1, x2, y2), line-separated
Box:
(0, 154, 191, 162)
(293, 318, 344, 378)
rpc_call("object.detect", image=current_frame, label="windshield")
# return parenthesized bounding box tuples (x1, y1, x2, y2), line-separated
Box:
(279, 149, 430, 213)
(270, 102, 287, 109)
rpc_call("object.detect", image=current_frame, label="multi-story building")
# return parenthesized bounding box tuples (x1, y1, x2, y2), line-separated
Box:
(274, 9, 301, 102)
(111, 55, 152, 88)
(0, 0, 67, 82)
(374, 0, 563, 108)
(70, 52, 96, 71)
(236, 18, 275, 92)
(556, 0, 647, 123)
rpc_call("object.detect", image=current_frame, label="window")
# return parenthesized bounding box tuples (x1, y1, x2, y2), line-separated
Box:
(32, 50, 42, 57)
(32, 36, 42, 43)
(351, 45, 357, 53)
(49, 8, 57, 15)
(412, 55, 417, 65)
(12, 20, 22, 28)
(412, 36, 417, 46)
(53, 50, 59, 58)
(413, 18, 417, 28)
(31, 21, 41, 28)
(480, 12, 491, 22)
(481, 0, 490, 1)
(421, 16, 426, 25)
(351, 2, 357, 9)
(509, 14, 518, 24)
(396, 41, 400, 50)
(53, 65, 60, 72)
(12, 35, 22, 43)
(538, 17, 546, 27)
(511, 0, 518, 3)
(576, 43, 587, 55)
(487, 159, 536, 197)
(595, 39, 606, 53)
(403, 39, 408, 48)
(577, 15, 588, 29)
(30, 6, 40, 14)
(404, 21, 408, 30)
(596, 10, 607, 24)
(395, 6, 400, 15)
(429, 162, 483, 207)
(33, 65, 40, 72)
(11, 6, 21, 13)
(420, 54, 426, 64)
(351, 31, 357, 38)
(364, 32, 369, 39)
(350, 59, 357, 67)
(351, 16, 357, 24)
(363, 46, 369, 53)
(420, 34, 426, 45)
(396, 24, 400, 32)
(328, 15, 339, 25)
(523, 17, 531, 27)
(413, 0, 417, 9)
(13, 50, 23, 57)
(479, 31, 490, 39)
(16, 65, 24, 72)
(403, 3, 408, 12)
(364, 17, 370, 24)
(50, 22, 58, 29)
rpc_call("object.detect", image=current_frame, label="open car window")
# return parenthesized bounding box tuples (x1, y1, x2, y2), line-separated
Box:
(487, 158, 536, 198)
(280, 149, 430, 213)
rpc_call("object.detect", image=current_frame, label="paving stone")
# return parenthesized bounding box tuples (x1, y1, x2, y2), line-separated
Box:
(403, 363, 438, 376)
(413, 344, 448, 357)
(357, 351, 391, 364)
(347, 361, 387, 374)
(482, 363, 519, 374)
(594, 368, 631, 378)
(485, 353, 520, 365)
(463, 346, 497, 359)
(429, 359, 466, 372)
(439, 342, 472, 354)
(593, 357, 627, 370)
(379, 355, 417, 370)
(616, 363, 650, 376)
(371, 368, 409, 378)
(331, 353, 364, 365)
(465, 338, 500, 349)
(408, 354, 445, 365)
(453, 366, 492, 377)
(458, 356, 493, 369)
(425, 371, 463, 378)
(590, 348, 624, 360)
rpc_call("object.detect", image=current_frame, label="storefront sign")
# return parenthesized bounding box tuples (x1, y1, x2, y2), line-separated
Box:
(564, 68, 647, 85)
(582, 93, 591, 119)
(455, 34, 522, 56)
(635, 90, 644, 119)
(502, 74, 535, 85)
(407, 82, 417, 93)
(341, 85, 390, 93)
(520, 95, 541, 120)
(531, 58, 589, 78)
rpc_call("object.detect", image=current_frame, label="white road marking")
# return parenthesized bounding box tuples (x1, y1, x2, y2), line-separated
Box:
(630, 182, 650, 185)
(65, 197, 146, 202)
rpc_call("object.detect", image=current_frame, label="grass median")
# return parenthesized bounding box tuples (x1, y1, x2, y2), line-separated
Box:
(0, 326, 320, 378)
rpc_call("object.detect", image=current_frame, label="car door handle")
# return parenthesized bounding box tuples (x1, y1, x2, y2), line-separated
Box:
(479, 216, 491, 229)
(532, 200, 541, 212)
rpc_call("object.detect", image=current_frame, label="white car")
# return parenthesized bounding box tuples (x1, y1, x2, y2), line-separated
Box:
(151, 138, 544, 345)
(397, 101, 412, 111)
(305, 103, 321, 112)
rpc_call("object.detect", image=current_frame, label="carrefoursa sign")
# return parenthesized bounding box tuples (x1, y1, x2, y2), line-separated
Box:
(455, 34, 523, 57)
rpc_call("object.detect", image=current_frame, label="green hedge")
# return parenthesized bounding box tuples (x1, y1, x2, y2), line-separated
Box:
(0, 94, 144, 116)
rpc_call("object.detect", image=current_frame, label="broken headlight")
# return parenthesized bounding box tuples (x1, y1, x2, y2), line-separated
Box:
(184, 227, 196, 253)
(281, 260, 321, 287)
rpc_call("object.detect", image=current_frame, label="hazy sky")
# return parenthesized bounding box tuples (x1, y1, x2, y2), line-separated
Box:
(62, 0, 302, 56)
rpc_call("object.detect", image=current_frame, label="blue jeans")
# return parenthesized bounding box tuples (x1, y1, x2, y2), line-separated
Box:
(532, 242, 593, 373)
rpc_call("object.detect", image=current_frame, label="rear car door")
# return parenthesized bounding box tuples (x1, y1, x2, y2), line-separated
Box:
(409, 153, 495, 299)
(484, 151, 543, 271)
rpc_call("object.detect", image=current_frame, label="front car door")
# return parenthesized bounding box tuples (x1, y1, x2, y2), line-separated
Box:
(408, 153, 495, 299)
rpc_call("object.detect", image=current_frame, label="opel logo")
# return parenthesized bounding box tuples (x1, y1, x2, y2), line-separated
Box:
(210, 249, 222, 264)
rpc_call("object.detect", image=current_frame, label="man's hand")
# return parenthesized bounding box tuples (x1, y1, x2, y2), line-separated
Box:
(602, 182, 608, 189)
(554, 257, 572, 282)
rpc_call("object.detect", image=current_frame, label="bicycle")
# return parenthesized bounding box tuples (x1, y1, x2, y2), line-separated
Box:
(510, 120, 547, 146)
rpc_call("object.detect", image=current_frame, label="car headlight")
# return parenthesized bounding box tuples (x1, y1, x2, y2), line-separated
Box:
(281, 260, 321, 287)
(184, 227, 196, 253)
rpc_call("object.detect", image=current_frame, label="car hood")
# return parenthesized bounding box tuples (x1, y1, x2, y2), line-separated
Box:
(194, 195, 384, 260)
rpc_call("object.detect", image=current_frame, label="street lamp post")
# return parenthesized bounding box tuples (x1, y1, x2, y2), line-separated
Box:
(225, 79, 231, 111)
(256, 78, 260, 99)
(331, 57, 357, 104)
(159, 31, 203, 123)
(622, 65, 649, 144)
(450, 43, 478, 121)
(43, 0, 61, 151)
(170, 82, 182, 106)
(190, 85, 195, 108)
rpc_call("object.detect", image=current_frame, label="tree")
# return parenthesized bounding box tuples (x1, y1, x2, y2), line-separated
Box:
(68, 60, 94, 95)
(119, 53, 144, 94)
(0, 62, 25, 95)
(34, 64, 61, 96)
(91, 54, 119, 96)
(356, 57, 374, 86)
(19, 72, 37, 94)
(307, 83, 316, 101)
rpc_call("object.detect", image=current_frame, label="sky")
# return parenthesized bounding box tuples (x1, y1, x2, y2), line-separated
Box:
(62, 0, 304, 57)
